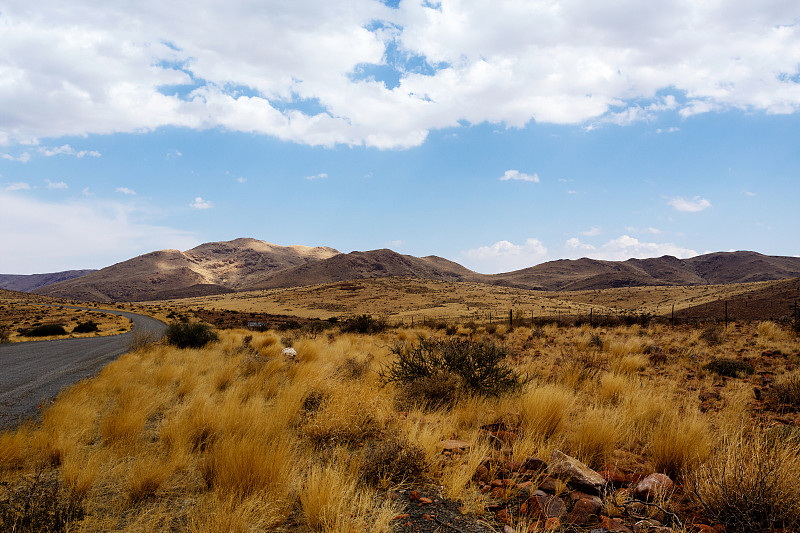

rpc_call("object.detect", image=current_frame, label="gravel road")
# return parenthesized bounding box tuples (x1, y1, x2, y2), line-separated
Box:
(0, 307, 166, 430)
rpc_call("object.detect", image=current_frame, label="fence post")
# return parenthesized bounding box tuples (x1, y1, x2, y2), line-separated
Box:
(508, 309, 513, 328)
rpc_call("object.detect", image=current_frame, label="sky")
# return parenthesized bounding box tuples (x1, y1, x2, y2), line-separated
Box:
(1, 0, 799, 275)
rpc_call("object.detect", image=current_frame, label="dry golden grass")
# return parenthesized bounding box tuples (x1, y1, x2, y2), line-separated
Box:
(0, 318, 796, 531)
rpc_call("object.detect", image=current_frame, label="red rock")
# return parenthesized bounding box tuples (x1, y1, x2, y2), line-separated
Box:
(480, 484, 492, 494)
(539, 475, 561, 492)
(524, 490, 566, 519)
(409, 490, 420, 500)
(418, 497, 433, 504)
(391, 513, 410, 521)
(495, 430, 518, 443)
(422, 513, 434, 520)
(545, 517, 561, 530)
(599, 464, 627, 485)
(496, 508, 511, 524)
(567, 497, 601, 525)
(506, 460, 523, 472)
(491, 478, 504, 488)
(523, 456, 548, 472)
(600, 516, 633, 532)
(491, 486, 506, 499)
(474, 464, 490, 483)
(635, 473, 674, 500)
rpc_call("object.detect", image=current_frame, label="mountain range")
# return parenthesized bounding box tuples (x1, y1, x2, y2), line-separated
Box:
(3, 238, 797, 302)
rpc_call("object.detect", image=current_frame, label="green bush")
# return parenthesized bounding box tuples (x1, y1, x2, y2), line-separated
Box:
(20, 324, 68, 337)
(381, 338, 526, 403)
(71, 321, 99, 334)
(704, 357, 754, 378)
(339, 314, 386, 334)
(164, 322, 218, 349)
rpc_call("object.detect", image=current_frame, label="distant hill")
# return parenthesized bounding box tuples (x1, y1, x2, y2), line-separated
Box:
(28, 238, 800, 302)
(33, 238, 339, 301)
(0, 270, 95, 292)
(243, 249, 478, 290)
(491, 252, 800, 291)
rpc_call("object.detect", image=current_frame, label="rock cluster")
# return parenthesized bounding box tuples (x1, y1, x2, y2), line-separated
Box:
(473, 449, 681, 532)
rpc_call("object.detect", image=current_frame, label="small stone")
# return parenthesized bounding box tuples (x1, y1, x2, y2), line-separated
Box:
(635, 473, 674, 501)
(600, 516, 633, 532)
(281, 347, 297, 358)
(418, 497, 433, 504)
(548, 450, 606, 493)
(391, 513, 410, 521)
(409, 490, 420, 500)
(539, 475, 562, 492)
(440, 439, 471, 452)
(523, 457, 548, 472)
(506, 459, 523, 472)
(491, 486, 506, 499)
(524, 490, 566, 519)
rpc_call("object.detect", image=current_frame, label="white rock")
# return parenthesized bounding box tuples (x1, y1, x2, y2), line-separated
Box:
(281, 347, 297, 358)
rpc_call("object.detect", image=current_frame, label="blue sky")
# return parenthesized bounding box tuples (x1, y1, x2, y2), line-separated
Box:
(1, 0, 798, 274)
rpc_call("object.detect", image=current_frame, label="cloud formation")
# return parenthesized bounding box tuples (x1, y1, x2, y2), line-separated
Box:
(116, 187, 136, 195)
(499, 170, 539, 182)
(190, 197, 212, 209)
(45, 179, 68, 189)
(463, 238, 548, 273)
(0, 0, 797, 148)
(668, 196, 712, 212)
(0, 191, 198, 272)
(564, 235, 698, 261)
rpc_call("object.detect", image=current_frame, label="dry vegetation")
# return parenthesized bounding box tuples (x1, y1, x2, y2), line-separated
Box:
(0, 301, 131, 342)
(158, 277, 798, 327)
(2, 311, 799, 532)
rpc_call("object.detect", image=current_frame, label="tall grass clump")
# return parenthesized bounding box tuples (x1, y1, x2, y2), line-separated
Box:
(649, 411, 710, 478)
(692, 428, 800, 532)
(520, 383, 575, 438)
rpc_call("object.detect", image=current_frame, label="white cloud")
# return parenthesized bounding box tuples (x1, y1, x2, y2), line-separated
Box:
(305, 173, 328, 180)
(581, 226, 601, 236)
(39, 144, 100, 158)
(625, 226, 662, 235)
(462, 238, 548, 274)
(116, 187, 136, 195)
(743, 190, 756, 197)
(564, 235, 698, 261)
(0, 1, 797, 149)
(190, 196, 212, 209)
(167, 149, 182, 158)
(236, 177, 247, 183)
(667, 196, 712, 212)
(2, 153, 31, 163)
(499, 170, 539, 182)
(0, 191, 198, 272)
(45, 179, 68, 189)
(5, 181, 30, 191)
(657, 127, 680, 134)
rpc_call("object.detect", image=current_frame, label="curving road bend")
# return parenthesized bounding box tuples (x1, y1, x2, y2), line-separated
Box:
(0, 307, 166, 430)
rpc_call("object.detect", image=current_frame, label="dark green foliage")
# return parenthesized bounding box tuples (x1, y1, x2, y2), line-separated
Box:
(20, 324, 68, 337)
(71, 321, 99, 333)
(361, 435, 427, 486)
(704, 357, 754, 378)
(0, 470, 84, 533)
(339, 314, 386, 334)
(164, 322, 218, 349)
(381, 338, 526, 403)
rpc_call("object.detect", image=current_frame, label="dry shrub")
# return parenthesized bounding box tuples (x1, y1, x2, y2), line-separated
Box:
(302, 385, 385, 446)
(692, 428, 800, 532)
(649, 411, 710, 478)
(398, 370, 463, 409)
(336, 355, 372, 380)
(126, 329, 161, 352)
(560, 349, 606, 390)
(125, 455, 175, 503)
(201, 435, 294, 500)
(611, 354, 648, 375)
(0, 427, 32, 471)
(771, 373, 800, 408)
(598, 372, 628, 405)
(704, 357, 754, 378)
(301, 462, 357, 530)
(0, 469, 84, 532)
(757, 320, 791, 342)
(100, 406, 147, 448)
(520, 383, 575, 438)
(360, 435, 427, 487)
(700, 325, 724, 346)
(189, 493, 288, 533)
(160, 396, 219, 452)
(568, 407, 619, 469)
